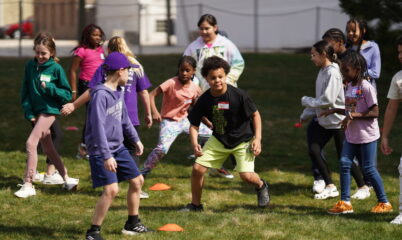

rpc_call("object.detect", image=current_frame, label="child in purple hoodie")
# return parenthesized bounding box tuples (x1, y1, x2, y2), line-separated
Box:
(84, 52, 153, 240)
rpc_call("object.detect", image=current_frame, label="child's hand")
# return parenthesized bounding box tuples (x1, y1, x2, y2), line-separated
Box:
(104, 157, 117, 173)
(193, 144, 203, 157)
(41, 82, 46, 88)
(341, 117, 351, 129)
(61, 103, 75, 116)
(380, 137, 393, 155)
(144, 114, 152, 128)
(251, 138, 262, 156)
(152, 111, 162, 123)
(134, 141, 144, 156)
(318, 109, 333, 117)
(201, 117, 213, 129)
(30, 118, 36, 124)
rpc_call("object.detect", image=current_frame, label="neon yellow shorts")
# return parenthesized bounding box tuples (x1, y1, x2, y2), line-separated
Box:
(195, 136, 255, 173)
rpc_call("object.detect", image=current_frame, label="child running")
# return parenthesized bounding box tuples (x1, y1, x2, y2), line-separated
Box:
(180, 56, 269, 211)
(16, 32, 79, 198)
(380, 36, 402, 224)
(84, 52, 152, 240)
(326, 51, 392, 214)
(69, 24, 106, 159)
(140, 56, 212, 176)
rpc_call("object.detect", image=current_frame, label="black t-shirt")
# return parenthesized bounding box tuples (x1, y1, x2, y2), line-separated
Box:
(188, 85, 257, 148)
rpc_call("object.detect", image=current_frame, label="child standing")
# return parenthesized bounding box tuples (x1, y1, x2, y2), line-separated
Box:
(180, 56, 269, 211)
(16, 32, 79, 198)
(85, 52, 152, 239)
(69, 24, 106, 158)
(140, 56, 212, 176)
(327, 51, 392, 214)
(380, 36, 402, 224)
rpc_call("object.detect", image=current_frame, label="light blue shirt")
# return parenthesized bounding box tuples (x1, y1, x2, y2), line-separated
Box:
(355, 41, 381, 79)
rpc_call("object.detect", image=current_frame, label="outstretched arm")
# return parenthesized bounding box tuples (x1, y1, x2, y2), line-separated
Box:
(381, 99, 400, 155)
(251, 111, 262, 156)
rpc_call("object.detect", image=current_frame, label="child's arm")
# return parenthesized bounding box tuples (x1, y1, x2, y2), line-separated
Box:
(61, 89, 90, 116)
(190, 124, 203, 156)
(149, 86, 163, 123)
(381, 99, 400, 155)
(69, 56, 82, 101)
(42, 66, 72, 104)
(138, 89, 152, 128)
(350, 105, 379, 119)
(318, 108, 345, 117)
(368, 43, 381, 79)
(226, 41, 245, 86)
(121, 102, 143, 156)
(251, 111, 262, 156)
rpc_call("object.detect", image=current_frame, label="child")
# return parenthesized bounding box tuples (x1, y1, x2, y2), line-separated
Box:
(69, 24, 106, 159)
(16, 32, 79, 198)
(140, 56, 212, 177)
(327, 51, 392, 214)
(346, 19, 381, 88)
(180, 56, 269, 211)
(84, 52, 152, 239)
(380, 36, 402, 224)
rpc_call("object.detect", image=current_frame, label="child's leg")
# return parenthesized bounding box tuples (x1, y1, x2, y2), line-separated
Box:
(307, 119, 324, 181)
(191, 163, 209, 206)
(143, 119, 185, 170)
(127, 175, 144, 216)
(24, 114, 56, 183)
(358, 141, 388, 203)
(45, 119, 63, 175)
(91, 183, 119, 226)
(239, 172, 264, 188)
(339, 141, 356, 201)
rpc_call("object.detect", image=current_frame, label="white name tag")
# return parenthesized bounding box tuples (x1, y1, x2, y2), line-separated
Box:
(100, 53, 105, 59)
(184, 99, 192, 105)
(218, 102, 229, 110)
(40, 74, 51, 82)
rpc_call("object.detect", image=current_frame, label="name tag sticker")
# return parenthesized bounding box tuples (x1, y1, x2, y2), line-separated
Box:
(100, 53, 105, 59)
(184, 99, 192, 104)
(40, 74, 51, 82)
(218, 102, 229, 110)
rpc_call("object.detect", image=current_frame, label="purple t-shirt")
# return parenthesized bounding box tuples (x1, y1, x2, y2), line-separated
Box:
(89, 64, 151, 126)
(345, 80, 380, 144)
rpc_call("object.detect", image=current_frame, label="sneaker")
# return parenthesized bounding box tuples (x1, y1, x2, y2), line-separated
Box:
(14, 183, 36, 198)
(312, 180, 325, 193)
(140, 168, 151, 178)
(328, 201, 354, 214)
(256, 179, 270, 208)
(33, 171, 44, 183)
(140, 191, 149, 199)
(86, 230, 103, 240)
(208, 168, 234, 179)
(122, 221, 154, 235)
(42, 170, 64, 185)
(390, 213, 402, 224)
(76, 143, 89, 159)
(179, 203, 204, 212)
(314, 185, 339, 200)
(371, 202, 393, 213)
(351, 186, 371, 200)
(63, 177, 79, 191)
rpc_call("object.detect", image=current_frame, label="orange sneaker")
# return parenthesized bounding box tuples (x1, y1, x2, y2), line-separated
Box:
(328, 201, 353, 214)
(370, 202, 393, 213)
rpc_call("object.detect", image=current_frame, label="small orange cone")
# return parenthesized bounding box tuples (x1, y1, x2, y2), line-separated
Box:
(149, 183, 171, 191)
(158, 223, 184, 232)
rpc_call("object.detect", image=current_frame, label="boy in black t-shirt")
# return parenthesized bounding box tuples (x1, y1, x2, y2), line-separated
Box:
(181, 56, 270, 211)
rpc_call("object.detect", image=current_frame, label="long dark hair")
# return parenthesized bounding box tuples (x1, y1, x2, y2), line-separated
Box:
(341, 50, 368, 86)
(72, 24, 105, 52)
(346, 18, 369, 52)
(197, 14, 219, 34)
(322, 28, 346, 44)
(313, 40, 340, 66)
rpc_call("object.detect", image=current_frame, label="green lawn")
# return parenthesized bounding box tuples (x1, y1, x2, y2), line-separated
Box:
(1, 53, 402, 239)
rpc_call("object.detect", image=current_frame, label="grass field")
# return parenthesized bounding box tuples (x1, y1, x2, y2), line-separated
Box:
(1, 53, 402, 240)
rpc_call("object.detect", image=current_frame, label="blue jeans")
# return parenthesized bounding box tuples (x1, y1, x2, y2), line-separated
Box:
(340, 140, 388, 202)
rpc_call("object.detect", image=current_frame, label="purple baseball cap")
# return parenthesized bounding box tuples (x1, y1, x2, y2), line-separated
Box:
(103, 52, 131, 71)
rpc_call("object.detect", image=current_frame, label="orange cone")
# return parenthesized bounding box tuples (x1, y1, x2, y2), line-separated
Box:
(158, 223, 184, 232)
(149, 183, 171, 191)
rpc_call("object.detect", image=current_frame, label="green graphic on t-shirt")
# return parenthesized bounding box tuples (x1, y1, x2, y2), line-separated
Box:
(212, 105, 227, 135)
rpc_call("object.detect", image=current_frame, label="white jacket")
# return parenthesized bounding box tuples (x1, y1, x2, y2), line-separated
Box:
(300, 63, 345, 129)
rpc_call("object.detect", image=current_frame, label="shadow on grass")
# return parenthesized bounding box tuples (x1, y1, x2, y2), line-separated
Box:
(0, 175, 22, 189)
(0, 224, 81, 239)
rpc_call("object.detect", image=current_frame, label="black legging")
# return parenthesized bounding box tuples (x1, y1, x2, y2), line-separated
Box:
(307, 119, 365, 187)
(78, 79, 89, 144)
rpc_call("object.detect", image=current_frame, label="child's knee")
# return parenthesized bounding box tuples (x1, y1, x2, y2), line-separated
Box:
(239, 172, 253, 182)
(192, 163, 207, 177)
(103, 184, 119, 198)
(129, 175, 143, 191)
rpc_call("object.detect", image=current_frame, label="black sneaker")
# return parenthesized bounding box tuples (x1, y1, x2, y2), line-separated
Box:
(122, 221, 154, 235)
(179, 203, 204, 212)
(256, 179, 270, 208)
(85, 230, 103, 240)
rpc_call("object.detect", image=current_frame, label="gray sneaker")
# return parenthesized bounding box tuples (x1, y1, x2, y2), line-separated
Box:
(179, 203, 204, 212)
(256, 179, 270, 208)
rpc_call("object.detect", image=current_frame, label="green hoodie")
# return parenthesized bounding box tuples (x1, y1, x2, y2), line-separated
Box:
(21, 58, 72, 120)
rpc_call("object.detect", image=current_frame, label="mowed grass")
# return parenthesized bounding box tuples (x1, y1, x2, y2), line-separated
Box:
(1, 53, 402, 240)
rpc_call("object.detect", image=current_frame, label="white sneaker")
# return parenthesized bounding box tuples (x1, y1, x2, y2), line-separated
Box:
(312, 180, 325, 193)
(351, 187, 370, 200)
(42, 170, 64, 185)
(314, 186, 339, 200)
(14, 183, 36, 198)
(63, 177, 79, 191)
(33, 171, 44, 183)
(390, 213, 402, 224)
(140, 191, 149, 199)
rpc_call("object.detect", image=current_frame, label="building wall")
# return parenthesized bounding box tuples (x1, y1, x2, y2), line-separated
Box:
(0, 0, 33, 26)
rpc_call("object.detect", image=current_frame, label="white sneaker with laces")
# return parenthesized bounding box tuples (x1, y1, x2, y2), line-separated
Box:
(314, 186, 339, 200)
(351, 187, 370, 200)
(140, 191, 149, 199)
(312, 180, 325, 193)
(14, 183, 36, 198)
(42, 170, 64, 185)
(390, 213, 402, 224)
(63, 177, 79, 191)
(33, 171, 44, 183)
